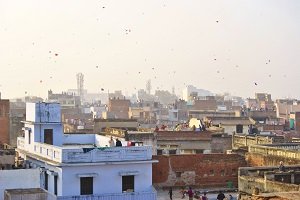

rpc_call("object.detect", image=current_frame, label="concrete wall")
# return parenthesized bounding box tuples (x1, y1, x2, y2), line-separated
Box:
(60, 163, 152, 196)
(232, 135, 284, 150)
(238, 176, 265, 194)
(246, 144, 300, 167)
(9, 115, 24, 147)
(157, 140, 211, 153)
(24, 123, 63, 147)
(63, 134, 95, 145)
(211, 135, 232, 153)
(0, 150, 15, 169)
(239, 169, 300, 195)
(192, 100, 217, 111)
(0, 169, 40, 199)
(26, 103, 61, 123)
(127, 132, 157, 155)
(4, 189, 56, 200)
(153, 154, 247, 188)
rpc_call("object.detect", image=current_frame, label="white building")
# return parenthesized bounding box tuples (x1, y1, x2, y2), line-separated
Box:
(182, 85, 213, 101)
(15, 102, 157, 200)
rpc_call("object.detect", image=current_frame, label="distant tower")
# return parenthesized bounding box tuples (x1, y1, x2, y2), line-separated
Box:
(146, 79, 151, 94)
(172, 86, 175, 95)
(76, 73, 84, 104)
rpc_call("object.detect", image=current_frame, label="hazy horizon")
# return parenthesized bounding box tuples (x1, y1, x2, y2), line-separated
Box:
(1, 0, 300, 100)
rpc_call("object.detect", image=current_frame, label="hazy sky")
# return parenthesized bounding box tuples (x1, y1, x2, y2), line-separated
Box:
(1, 0, 300, 99)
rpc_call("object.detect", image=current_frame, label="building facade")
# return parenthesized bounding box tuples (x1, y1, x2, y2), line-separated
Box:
(15, 102, 157, 200)
(0, 99, 10, 145)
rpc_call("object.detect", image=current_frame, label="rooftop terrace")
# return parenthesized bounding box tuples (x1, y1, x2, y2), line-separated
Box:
(17, 134, 152, 165)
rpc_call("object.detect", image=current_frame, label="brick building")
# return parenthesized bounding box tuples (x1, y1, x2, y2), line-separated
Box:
(106, 98, 130, 119)
(192, 99, 217, 111)
(0, 99, 10, 145)
(153, 154, 247, 188)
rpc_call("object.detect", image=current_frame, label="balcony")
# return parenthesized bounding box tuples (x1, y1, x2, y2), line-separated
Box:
(17, 137, 62, 163)
(17, 137, 152, 164)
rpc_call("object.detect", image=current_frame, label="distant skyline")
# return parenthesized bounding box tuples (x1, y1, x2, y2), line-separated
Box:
(1, 0, 300, 99)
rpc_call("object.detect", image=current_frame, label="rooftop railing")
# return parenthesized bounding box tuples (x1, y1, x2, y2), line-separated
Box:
(17, 137, 152, 164)
(57, 187, 157, 200)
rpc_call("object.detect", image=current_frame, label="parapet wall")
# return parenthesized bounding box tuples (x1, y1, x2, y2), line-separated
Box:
(246, 144, 300, 167)
(232, 135, 284, 149)
(239, 165, 300, 195)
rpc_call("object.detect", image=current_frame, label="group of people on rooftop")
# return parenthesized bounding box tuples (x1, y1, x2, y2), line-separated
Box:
(108, 136, 122, 147)
(168, 187, 233, 200)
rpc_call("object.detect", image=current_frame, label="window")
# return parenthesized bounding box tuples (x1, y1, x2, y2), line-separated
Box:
(45, 172, 48, 190)
(122, 176, 134, 192)
(157, 149, 163, 155)
(28, 130, 31, 144)
(54, 175, 58, 195)
(169, 150, 177, 155)
(220, 170, 225, 176)
(196, 149, 204, 154)
(209, 170, 214, 176)
(44, 129, 53, 145)
(80, 177, 93, 195)
(236, 124, 243, 133)
(176, 171, 182, 178)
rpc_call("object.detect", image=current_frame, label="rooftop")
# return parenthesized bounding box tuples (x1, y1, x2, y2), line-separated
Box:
(17, 134, 153, 165)
(157, 131, 212, 141)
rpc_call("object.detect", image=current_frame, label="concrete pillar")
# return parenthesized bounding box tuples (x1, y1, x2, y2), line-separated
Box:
(291, 173, 295, 184)
(232, 132, 235, 149)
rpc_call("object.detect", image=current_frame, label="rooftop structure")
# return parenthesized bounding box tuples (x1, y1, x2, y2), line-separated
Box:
(182, 85, 213, 101)
(48, 90, 81, 108)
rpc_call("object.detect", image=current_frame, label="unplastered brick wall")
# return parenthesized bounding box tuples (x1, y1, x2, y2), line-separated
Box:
(153, 154, 247, 188)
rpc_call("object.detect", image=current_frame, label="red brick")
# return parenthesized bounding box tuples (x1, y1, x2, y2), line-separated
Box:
(153, 154, 247, 188)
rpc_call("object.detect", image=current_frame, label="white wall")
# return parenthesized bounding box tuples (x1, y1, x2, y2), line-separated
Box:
(95, 135, 126, 147)
(61, 163, 152, 196)
(25, 103, 36, 122)
(63, 134, 95, 145)
(0, 169, 40, 198)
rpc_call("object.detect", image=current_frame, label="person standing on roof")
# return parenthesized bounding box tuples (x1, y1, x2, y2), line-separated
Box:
(108, 136, 115, 147)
